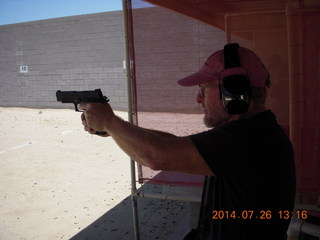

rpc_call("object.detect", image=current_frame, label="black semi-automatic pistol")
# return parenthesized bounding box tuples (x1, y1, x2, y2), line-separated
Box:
(56, 89, 109, 135)
(56, 89, 109, 111)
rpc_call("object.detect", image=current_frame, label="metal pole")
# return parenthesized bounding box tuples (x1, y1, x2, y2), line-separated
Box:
(122, 0, 140, 239)
(130, 160, 140, 240)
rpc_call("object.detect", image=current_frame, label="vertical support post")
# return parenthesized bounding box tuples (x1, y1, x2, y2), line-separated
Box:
(130, 159, 140, 240)
(122, 0, 140, 239)
(286, 0, 303, 193)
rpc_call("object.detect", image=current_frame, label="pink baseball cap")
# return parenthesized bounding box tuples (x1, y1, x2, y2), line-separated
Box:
(177, 45, 269, 88)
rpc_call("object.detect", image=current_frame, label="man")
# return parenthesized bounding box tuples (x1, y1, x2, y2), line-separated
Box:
(80, 43, 296, 239)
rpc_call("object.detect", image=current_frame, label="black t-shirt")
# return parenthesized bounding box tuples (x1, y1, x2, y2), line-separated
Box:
(190, 110, 296, 240)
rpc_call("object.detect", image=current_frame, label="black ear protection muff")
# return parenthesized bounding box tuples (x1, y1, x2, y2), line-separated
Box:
(219, 43, 251, 115)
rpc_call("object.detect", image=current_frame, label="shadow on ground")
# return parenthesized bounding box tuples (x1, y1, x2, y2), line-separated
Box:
(70, 184, 192, 240)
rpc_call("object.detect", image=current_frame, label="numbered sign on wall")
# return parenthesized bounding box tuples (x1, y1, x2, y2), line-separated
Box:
(20, 65, 28, 73)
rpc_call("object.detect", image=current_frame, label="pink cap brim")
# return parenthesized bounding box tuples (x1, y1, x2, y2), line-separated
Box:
(177, 72, 216, 86)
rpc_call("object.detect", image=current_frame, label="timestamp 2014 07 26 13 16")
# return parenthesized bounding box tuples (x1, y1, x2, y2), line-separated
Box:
(212, 210, 308, 220)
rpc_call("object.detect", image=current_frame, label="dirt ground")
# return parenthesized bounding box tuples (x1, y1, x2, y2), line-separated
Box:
(0, 107, 207, 240)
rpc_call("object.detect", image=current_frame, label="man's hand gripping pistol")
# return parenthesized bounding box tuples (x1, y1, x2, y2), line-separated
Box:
(56, 89, 109, 136)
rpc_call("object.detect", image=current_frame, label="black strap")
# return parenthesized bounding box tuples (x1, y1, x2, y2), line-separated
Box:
(224, 43, 240, 69)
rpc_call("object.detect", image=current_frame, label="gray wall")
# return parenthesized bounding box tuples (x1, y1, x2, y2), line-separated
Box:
(0, 8, 225, 113)
(0, 11, 127, 110)
(132, 7, 225, 113)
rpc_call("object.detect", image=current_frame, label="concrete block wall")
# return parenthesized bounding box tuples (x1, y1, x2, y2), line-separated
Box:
(0, 7, 225, 113)
(0, 11, 127, 110)
(133, 7, 226, 113)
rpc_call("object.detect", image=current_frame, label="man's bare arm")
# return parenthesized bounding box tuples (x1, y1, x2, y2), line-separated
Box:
(81, 103, 214, 176)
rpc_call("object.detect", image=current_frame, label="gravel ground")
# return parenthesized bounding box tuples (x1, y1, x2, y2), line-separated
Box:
(0, 107, 205, 240)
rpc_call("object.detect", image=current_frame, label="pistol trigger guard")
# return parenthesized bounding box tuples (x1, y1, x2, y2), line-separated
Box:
(74, 99, 84, 112)
(103, 96, 110, 103)
(74, 103, 82, 112)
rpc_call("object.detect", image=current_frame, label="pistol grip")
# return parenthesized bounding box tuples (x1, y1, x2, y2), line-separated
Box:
(95, 131, 108, 136)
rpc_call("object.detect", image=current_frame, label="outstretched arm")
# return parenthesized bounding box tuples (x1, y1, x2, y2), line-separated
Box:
(80, 102, 214, 176)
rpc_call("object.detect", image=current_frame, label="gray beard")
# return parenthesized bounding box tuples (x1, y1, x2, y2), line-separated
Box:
(203, 114, 231, 128)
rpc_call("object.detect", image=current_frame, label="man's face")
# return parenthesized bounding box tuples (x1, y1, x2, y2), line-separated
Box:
(197, 81, 231, 128)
